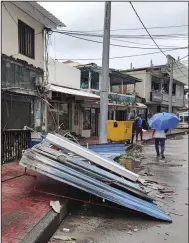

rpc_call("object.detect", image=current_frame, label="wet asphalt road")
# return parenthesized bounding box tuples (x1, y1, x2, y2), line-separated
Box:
(49, 135, 188, 243)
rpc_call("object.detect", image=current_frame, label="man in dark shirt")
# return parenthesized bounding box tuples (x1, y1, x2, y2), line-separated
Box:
(135, 114, 143, 142)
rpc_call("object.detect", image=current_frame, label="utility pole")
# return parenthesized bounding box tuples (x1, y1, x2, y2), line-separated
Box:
(167, 55, 175, 113)
(99, 1, 111, 144)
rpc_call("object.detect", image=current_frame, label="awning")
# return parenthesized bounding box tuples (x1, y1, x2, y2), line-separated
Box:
(136, 103, 147, 108)
(47, 84, 100, 99)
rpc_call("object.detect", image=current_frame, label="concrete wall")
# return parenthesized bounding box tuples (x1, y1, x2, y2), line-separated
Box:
(111, 85, 127, 94)
(162, 83, 184, 108)
(2, 2, 44, 70)
(48, 61, 81, 89)
(162, 94, 184, 108)
(173, 62, 188, 85)
(123, 70, 151, 100)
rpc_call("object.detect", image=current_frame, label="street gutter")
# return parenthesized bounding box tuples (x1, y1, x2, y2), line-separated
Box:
(21, 200, 68, 243)
(142, 129, 188, 144)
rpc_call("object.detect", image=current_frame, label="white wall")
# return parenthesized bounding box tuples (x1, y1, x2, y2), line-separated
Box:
(173, 62, 188, 85)
(48, 60, 81, 89)
(123, 70, 149, 99)
(2, 2, 44, 70)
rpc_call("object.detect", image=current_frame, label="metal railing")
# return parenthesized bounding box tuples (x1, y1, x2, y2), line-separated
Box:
(2, 129, 31, 164)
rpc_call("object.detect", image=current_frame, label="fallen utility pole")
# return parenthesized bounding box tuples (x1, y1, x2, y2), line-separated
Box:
(99, 1, 111, 144)
(167, 55, 175, 113)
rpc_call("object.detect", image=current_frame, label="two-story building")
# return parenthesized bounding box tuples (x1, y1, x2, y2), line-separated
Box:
(75, 63, 143, 136)
(46, 61, 143, 138)
(44, 60, 100, 137)
(1, 2, 64, 130)
(121, 64, 187, 116)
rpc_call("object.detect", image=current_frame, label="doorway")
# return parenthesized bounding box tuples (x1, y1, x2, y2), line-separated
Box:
(91, 108, 99, 136)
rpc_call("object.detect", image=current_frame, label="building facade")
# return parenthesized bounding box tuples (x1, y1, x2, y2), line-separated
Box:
(1, 2, 64, 130)
(45, 60, 100, 138)
(76, 63, 143, 136)
(45, 61, 143, 138)
(122, 64, 186, 116)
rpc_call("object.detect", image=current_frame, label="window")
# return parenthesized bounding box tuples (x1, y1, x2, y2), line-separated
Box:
(151, 81, 160, 91)
(18, 20, 35, 59)
(116, 110, 127, 121)
(81, 78, 89, 89)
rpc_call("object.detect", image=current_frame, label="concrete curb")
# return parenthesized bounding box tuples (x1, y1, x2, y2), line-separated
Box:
(21, 200, 68, 243)
(142, 130, 188, 144)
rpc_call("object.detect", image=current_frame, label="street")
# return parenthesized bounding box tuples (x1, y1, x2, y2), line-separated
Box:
(1, 2, 188, 243)
(49, 135, 188, 243)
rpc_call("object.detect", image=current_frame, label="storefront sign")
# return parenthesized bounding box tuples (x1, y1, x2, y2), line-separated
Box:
(91, 91, 135, 105)
(150, 92, 163, 103)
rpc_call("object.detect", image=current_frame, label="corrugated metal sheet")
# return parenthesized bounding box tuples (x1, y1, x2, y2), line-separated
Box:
(20, 148, 172, 222)
(33, 144, 150, 200)
(47, 84, 100, 99)
(45, 133, 139, 182)
(83, 143, 126, 159)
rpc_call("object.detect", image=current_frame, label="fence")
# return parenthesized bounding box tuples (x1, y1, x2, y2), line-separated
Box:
(2, 130, 31, 164)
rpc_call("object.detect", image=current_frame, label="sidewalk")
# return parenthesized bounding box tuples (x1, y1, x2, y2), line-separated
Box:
(79, 129, 188, 145)
(2, 128, 187, 243)
(2, 162, 68, 243)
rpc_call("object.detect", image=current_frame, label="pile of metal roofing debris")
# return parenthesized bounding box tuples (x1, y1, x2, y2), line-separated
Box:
(19, 133, 172, 222)
(83, 143, 126, 159)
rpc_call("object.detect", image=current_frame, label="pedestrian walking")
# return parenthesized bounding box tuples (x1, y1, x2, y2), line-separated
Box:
(152, 129, 168, 159)
(135, 114, 143, 142)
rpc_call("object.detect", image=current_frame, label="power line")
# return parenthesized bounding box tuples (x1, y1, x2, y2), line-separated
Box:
(111, 38, 181, 48)
(129, 2, 167, 57)
(63, 24, 188, 33)
(55, 30, 188, 39)
(56, 47, 188, 61)
(179, 54, 188, 61)
(53, 30, 188, 50)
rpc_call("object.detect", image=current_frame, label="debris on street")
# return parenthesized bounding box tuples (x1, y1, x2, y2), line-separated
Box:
(50, 200, 61, 213)
(20, 133, 172, 222)
(63, 228, 70, 233)
(53, 235, 76, 241)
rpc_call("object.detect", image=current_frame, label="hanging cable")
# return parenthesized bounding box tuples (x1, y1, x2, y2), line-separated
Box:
(178, 54, 188, 61)
(52, 30, 188, 51)
(53, 30, 188, 40)
(63, 24, 188, 33)
(55, 47, 188, 61)
(129, 2, 167, 57)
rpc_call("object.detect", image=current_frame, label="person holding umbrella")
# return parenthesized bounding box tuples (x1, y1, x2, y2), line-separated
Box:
(152, 129, 168, 158)
(148, 112, 180, 159)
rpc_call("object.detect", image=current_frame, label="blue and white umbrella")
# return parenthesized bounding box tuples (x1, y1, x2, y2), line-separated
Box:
(148, 112, 180, 130)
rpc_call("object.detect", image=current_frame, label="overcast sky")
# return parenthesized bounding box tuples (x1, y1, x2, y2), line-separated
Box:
(40, 2, 188, 70)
